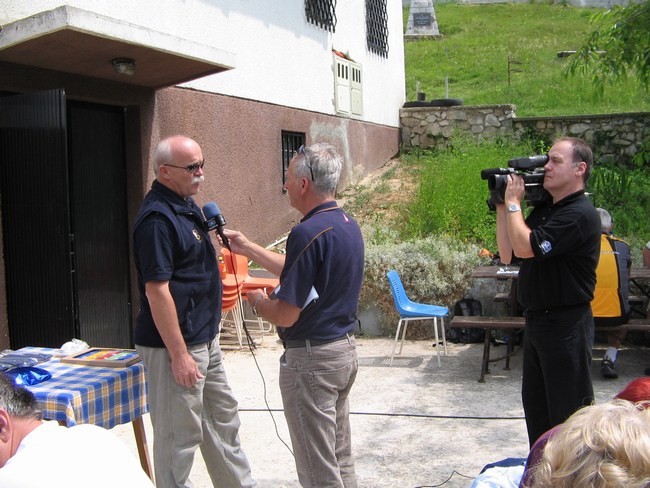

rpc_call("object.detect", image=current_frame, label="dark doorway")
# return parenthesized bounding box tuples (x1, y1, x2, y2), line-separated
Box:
(0, 90, 132, 349)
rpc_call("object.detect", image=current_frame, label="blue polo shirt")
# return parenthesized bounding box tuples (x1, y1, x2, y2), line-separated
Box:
(275, 201, 364, 341)
(132, 180, 221, 347)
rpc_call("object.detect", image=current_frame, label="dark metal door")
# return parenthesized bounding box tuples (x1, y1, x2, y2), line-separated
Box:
(0, 92, 132, 348)
(0, 89, 75, 347)
(67, 101, 131, 348)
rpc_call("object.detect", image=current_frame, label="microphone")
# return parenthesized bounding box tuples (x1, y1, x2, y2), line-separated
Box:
(203, 202, 230, 250)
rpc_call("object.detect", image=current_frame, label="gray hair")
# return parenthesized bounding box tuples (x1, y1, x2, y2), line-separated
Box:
(0, 373, 42, 420)
(152, 137, 176, 178)
(294, 143, 342, 196)
(596, 208, 613, 233)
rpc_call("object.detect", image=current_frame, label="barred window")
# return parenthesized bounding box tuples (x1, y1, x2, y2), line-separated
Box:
(366, 0, 389, 58)
(281, 131, 306, 188)
(305, 0, 337, 32)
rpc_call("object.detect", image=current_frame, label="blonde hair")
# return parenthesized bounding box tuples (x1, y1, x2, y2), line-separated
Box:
(526, 400, 650, 487)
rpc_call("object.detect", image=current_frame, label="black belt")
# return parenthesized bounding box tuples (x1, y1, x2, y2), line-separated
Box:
(282, 334, 352, 349)
(525, 303, 589, 316)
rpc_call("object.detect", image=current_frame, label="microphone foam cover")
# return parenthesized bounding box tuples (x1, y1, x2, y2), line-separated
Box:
(202, 202, 220, 219)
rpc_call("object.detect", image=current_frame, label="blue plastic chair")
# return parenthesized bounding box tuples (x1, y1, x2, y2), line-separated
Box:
(386, 270, 449, 367)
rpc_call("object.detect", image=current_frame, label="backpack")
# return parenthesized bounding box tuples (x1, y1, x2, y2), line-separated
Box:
(447, 298, 485, 344)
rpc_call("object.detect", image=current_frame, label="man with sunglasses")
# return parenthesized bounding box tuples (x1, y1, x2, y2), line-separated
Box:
(224, 143, 364, 488)
(132, 135, 255, 488)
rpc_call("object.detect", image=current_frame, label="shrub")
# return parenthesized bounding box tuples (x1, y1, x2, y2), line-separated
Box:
(359, 229, 489, 337)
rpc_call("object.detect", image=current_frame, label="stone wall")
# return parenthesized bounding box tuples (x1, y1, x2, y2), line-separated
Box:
(400, 104, 650, 165)
(512, 113, 650, 165)
(401, 104, 516, 148)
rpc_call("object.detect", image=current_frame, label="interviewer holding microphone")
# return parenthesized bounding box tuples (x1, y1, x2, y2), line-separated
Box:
(132, 135, 255, 488)
(224, 143, 364, 488)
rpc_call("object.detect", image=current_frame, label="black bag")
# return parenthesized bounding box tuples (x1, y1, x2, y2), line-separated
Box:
(447, 298, 485, 344)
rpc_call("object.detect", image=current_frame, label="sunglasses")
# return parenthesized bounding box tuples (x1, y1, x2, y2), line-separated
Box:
(294, 145, 314, 181)
(163, 160, 205, 173)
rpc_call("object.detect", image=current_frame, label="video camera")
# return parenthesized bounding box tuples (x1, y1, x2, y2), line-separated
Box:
(481, 155, 550, 210)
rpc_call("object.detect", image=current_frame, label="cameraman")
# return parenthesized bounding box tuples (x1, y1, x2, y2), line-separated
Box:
(496, 137, 601, 448)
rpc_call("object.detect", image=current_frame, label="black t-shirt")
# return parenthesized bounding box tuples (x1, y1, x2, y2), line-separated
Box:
(517, 190, 601, 311)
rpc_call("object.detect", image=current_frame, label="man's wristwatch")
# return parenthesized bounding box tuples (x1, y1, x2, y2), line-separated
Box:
(507, 204, 521, 213)
(251, 297, 262, 316)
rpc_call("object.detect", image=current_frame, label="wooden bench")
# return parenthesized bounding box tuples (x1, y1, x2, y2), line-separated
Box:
(450, 316, 650, 383)
(450, 316, 524, 383)
(597, 318, 650, 332)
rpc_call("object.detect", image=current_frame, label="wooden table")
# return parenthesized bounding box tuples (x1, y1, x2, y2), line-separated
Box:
(630, 267, 650, 300)
(472, 265, 521, 316)
(471, 265, 520, 280)
(466, 266, 650, 381)
(473, 265, 650, 280)
(474, 265, 650, 313)
(470, 266, 523, 380)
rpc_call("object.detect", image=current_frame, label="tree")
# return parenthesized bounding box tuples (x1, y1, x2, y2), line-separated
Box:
(567, 0, 650, 93)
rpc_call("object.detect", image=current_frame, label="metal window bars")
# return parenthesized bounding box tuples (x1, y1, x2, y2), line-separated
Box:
(366, 0, 389, 58)
(305, 0, 337, 32)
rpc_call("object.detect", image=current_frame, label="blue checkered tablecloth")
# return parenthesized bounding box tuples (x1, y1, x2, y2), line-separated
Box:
(16, 347, 149, 429)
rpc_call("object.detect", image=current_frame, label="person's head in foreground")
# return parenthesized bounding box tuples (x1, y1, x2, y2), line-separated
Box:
(525, 399, 650, 487)
(0, 373, 43, 467)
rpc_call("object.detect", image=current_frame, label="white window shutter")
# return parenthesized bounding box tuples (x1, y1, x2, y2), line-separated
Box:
(334, 56, 351, 115)
(350, 63, 363, 118)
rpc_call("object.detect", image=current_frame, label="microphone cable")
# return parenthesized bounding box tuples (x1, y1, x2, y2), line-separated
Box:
(222, 249, 295, 458)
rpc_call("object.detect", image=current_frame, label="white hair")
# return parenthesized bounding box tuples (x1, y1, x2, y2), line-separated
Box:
(596, 207, 612, 233)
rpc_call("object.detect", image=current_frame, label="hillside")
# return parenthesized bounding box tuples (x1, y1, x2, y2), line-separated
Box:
(404, 3, 650, 116)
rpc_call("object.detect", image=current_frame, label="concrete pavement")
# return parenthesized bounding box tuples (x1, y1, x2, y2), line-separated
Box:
(113, 334, 650, 487)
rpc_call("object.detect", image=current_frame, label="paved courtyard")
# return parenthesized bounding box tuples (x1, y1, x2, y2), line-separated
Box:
(113, 335, 650, 487)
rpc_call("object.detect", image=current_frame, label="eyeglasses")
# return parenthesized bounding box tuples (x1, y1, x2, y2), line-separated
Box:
(163, 160, 205, 173)
(295, 145, 314, 181)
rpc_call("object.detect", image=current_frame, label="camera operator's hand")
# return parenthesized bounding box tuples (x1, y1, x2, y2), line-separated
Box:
(505, 174, 525, 205)
(500, 173, 534, 259)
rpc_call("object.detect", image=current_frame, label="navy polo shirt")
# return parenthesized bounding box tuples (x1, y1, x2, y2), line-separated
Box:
(518, 190, 600, 311)
(275, 201, 364, 341)
(133, 181, 221, 347)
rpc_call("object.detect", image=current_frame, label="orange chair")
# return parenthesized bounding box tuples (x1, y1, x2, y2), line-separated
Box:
(221, 248, 279, 290)
(220, 276, 245, 347)
(220, 249, 279, 333)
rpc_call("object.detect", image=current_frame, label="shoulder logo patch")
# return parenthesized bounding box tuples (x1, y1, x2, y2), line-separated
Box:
(540, 240, 552, 254)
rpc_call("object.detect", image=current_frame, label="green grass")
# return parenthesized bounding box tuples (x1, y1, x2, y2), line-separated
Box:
(404, 3, 650, 116)
(402, 136, 539, 251)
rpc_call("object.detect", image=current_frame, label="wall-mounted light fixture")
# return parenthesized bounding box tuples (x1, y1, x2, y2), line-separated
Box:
(111, 58, 136, 76)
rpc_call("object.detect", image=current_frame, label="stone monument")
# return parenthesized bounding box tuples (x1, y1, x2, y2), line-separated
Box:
(405, 0, 441, 40)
